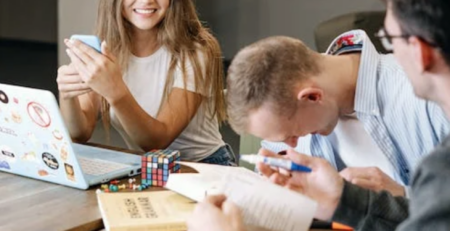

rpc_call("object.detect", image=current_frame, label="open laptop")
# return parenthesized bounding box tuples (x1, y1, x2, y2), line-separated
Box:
(0, 83, 141, 189)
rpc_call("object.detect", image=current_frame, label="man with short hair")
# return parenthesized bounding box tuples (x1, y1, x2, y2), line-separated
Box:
(187, 0, 450, 230)
(230, 28, 448, 198)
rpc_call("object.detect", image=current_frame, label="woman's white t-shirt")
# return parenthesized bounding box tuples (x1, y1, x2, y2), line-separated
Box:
(110, 46, 224, 162)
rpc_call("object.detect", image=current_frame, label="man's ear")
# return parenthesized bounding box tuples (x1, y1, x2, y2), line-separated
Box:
(297, 87, 323, 103)
(409, 36, 434, 72)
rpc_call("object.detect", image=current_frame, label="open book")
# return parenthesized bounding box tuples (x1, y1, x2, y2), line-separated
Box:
(165, 162, 318, 231)
(97, 190, 195, 231)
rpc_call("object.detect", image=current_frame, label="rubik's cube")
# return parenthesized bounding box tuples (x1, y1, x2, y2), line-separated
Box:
(141, 149, 181, 187)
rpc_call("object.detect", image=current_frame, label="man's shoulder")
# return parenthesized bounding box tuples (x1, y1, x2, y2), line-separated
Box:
(419, 136, 450, 173)
(377, 54, 407, 79)
(375, 54, 416, 96)
(412, 135, 450, 189)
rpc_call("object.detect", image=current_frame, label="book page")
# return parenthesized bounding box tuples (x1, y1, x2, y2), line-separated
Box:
(172, 162, 317, 231)
(220, 174, 317, 231)
(178, 161, 261, 181)
(165, 173, 220, 202)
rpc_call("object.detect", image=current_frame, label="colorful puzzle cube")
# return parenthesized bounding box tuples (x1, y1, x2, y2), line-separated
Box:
(141, 149, 181, 187)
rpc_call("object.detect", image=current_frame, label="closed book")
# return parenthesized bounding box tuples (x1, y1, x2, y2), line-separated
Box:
(97, 190, 195, 231)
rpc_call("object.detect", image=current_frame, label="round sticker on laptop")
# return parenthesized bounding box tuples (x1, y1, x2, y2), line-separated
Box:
(11, 110, 22, 124)
(53, 129, 63, 140)
(38, 169, 49, 176)
(0, 90, 9, 104)
(42, 152, 59, 170)
(27, 102, 51, 128)
(60, 144, 68, 162)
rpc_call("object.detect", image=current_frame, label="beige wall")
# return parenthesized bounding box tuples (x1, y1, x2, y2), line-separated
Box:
(58, 0, 100, 65)
(58, 0, 384, 63)
(0, 0, 57, 43)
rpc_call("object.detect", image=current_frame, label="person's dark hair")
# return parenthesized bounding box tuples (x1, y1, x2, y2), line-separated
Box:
(388, 0, 450, 65)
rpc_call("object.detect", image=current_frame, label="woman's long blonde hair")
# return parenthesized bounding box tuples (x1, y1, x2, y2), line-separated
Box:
(95, 0, 226, 140)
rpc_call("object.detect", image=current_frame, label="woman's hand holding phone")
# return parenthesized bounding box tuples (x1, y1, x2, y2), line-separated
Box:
(64, 35, 129, 104)
(57, 35, 102, 100)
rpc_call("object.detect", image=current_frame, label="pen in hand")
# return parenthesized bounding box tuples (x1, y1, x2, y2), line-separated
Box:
(240, 155, 312, 173)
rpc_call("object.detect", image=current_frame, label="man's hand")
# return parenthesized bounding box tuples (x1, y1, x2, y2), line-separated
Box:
(340, 167, 405, 197)
(257, 149, 345, 221)
(187, 195, 246, 231)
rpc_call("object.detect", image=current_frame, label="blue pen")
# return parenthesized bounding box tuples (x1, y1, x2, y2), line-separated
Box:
(240, 155, 312, 173)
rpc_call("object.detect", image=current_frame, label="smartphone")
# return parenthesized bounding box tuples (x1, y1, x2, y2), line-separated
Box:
(70, 34, 102, 53)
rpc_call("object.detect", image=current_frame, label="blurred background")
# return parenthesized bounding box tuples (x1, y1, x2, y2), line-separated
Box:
(0, 0, 385, 165)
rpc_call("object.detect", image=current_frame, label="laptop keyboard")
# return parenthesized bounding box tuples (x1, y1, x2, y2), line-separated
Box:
(78, 157, 130, 176)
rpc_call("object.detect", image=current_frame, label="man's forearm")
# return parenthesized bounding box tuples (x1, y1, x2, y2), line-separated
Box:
(332, 181, 409, 231)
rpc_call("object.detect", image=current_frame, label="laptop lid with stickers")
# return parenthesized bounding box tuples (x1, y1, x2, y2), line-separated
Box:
(0, 83, 89, 189)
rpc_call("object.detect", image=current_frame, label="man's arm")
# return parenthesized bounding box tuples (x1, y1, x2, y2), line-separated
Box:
(397, 142, 450, 231)
(339, 167, 407, 197)
(257, 149, 409, 230)
(333, 181, 409, 231)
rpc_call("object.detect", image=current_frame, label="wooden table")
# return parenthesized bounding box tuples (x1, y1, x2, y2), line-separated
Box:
(0, 144, 335, 231)
(0, 144, 196, 231)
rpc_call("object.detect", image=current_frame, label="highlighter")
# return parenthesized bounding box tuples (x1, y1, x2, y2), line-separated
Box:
(241, 155, 312, 173)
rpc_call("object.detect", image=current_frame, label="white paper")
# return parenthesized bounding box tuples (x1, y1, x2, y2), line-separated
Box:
(220, 174, 317, 231)
(166, 162, 317, 231)
(165, 173, 220, 202)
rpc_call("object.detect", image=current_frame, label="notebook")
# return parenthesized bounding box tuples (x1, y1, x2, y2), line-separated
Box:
(97, 190, 195, 231)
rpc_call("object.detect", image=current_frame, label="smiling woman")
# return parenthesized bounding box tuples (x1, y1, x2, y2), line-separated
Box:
(57, 0, 236, 166)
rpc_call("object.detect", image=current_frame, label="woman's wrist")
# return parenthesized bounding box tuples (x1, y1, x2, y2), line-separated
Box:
(107, 86, 132, 107)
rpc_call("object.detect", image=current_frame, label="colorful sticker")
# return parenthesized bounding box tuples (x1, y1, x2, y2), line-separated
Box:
(37, 165, 56, 177)
(0, 161, 10, 170)
(60, 144, 68, 162)
(64, 163, 76, 182)
(38, 169, 49, 176)
(0, 126, 17, 137)
(50, 139, 59, 151)
(52, 129, 63, 140)
(0, 145, 14, 170)
(22, 151, 37, 162)
(13, 98, 18, 104)
(27, 132, 39, 147)
(1, 145, 16, 163)
(27, 102, 51, 128)
(11, 110, 22, 124)
(0, 90, 9, 104)
(42, 152, 59, 170)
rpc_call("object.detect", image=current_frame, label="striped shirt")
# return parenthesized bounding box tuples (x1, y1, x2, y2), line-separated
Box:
(262, 30, 449, 186)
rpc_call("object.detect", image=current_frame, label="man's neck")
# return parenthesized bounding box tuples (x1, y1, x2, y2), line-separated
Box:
(321, 53, 361, 116)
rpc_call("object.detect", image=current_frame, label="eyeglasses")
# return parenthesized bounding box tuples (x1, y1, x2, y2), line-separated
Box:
(375, 28, 410, 51)
(375, 27, 437, 52)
